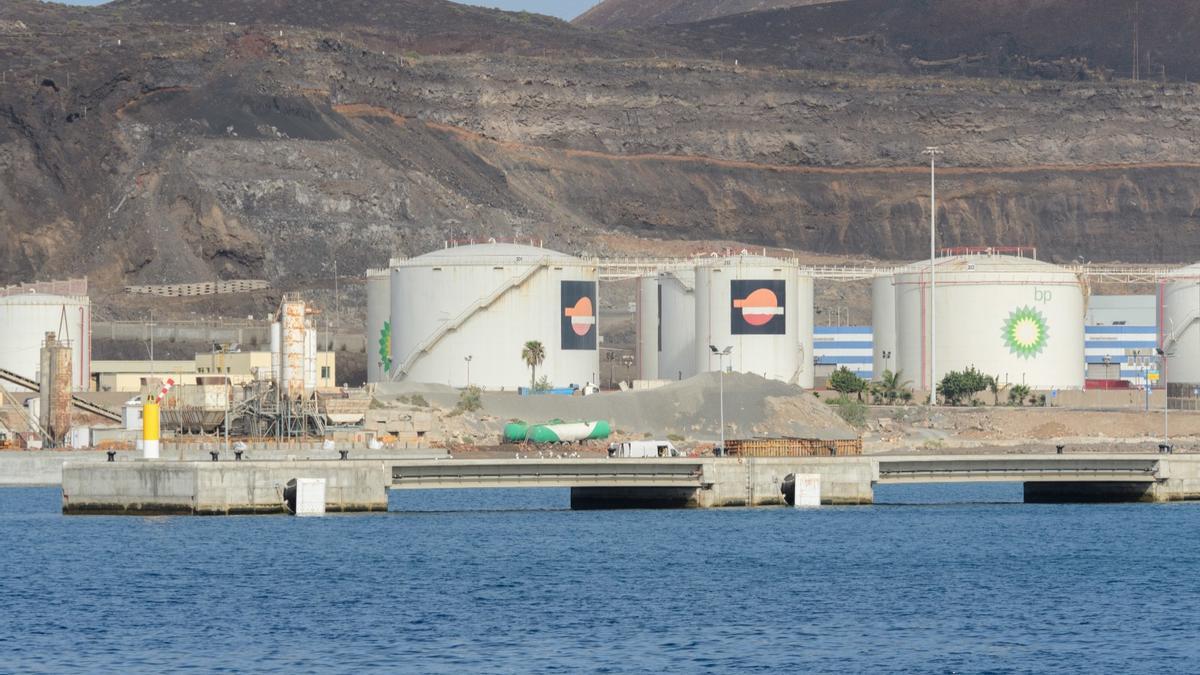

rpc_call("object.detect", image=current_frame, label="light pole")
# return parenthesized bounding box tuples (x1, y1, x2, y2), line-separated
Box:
(1158, 347, 1171, 451)
(464, 355, 472, 388)
(710, 345, 732, 455)
(881, 350, 892, 376)
(923, 146, 943, 405)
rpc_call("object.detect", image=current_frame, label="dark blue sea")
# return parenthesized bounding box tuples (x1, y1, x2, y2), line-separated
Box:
(2, 484, 1198, 673)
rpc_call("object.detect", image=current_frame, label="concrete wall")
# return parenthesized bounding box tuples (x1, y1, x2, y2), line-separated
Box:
(0, 450, 118, 486)
(3, 448, 444, 487)
(1155, 456, 1200, 501)
(698, 457, 875, 507)
(62, 460, 390, 515)
(571, 457, 876, 508)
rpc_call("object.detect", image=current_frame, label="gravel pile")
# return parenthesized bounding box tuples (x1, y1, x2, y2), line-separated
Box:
(378, 372, 857, 442)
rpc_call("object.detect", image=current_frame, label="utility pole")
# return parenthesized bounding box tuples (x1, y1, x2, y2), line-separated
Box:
(923, 146, 943, 405)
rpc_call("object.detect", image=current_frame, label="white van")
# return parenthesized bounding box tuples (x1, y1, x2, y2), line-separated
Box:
(608, 440, 681, 458)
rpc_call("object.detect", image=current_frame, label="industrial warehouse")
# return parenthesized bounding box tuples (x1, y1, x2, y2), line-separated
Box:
(4, 241, 1200, 455)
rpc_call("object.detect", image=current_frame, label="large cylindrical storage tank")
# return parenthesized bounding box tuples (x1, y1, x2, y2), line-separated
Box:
(366, 268, 391, 383)
(795, 270, 815, 389)
(390, 243, 599, 389)
(871, 273, 898, 380)
(694, 256, 801, 383)
(0, 293, 90, 391)
(270, 323, 281, 383)
(658, 268, 696, 381)
(1162, 263, 1200, 383)
(635, 276, 659, 380)
(304, 328, 318, 391)
(894, 255, 1086, 391)
(279, 299, 307, 398)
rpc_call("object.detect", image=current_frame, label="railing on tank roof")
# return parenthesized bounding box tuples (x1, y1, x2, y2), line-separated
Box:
(442, 237, 545, 249)
(938, 246, 1037, 259)
(0, 277, 88, 298)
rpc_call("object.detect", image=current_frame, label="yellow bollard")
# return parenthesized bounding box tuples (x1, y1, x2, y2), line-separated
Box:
(143, 397, 160, 459)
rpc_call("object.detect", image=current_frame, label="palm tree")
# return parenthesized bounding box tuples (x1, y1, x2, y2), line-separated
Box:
(521, 340, 545, 391)
(875, 369, 912, 404)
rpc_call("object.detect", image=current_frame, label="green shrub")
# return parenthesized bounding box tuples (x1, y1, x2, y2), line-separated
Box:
(828, 366, 868, 401)
(455, 386, 482, 413)
(938, 367, 994, 406)
(828, 398, 867, 427)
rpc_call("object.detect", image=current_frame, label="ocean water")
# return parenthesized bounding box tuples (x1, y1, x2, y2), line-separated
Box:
(2, 484, 1198, 673)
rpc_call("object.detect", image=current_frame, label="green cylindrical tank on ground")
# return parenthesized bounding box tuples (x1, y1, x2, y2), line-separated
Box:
(503, 421, 530, 443)
(526, 420, 612, 444)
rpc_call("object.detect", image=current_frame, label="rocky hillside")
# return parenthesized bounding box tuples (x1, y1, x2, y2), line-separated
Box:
(654, 0, 1200, 81)
(574, 0, 841, 29)
(3, 0, 1200, 321)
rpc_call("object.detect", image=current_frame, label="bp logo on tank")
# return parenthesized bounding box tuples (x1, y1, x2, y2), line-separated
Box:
(1002, 306, 1049, 359)
(378, 321, 393, 373)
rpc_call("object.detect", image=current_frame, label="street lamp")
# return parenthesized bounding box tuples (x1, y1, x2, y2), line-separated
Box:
(881, 350, 892, 376)
(464, 355, 472, 388)
(709, 344, 733, 456)
(1157, 347, 1171, 452)
(923, 145, 943, 406)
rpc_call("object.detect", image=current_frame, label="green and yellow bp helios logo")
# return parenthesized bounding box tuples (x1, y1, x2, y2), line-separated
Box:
(1002, 306, 1049, 359)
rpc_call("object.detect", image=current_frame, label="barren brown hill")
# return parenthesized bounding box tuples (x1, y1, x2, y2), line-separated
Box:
(105, 0, 653, 56)
(657, 0, 1200, 81)
(574, 0, 842, 29)
(4, 0, 1200, 326)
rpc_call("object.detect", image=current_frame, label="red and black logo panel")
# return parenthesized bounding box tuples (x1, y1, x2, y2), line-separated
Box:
(731, 279, 786, 335)
(562, 281, 597, 350)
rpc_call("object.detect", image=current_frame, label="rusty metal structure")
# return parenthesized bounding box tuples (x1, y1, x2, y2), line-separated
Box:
(38, 332, 73, 446)
(725, 437, 863, 457)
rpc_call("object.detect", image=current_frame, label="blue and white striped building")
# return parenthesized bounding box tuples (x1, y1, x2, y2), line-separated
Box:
(1084, 295, 1159, 385)
(1084, 325, 1160, 384)
(813, 326, 873, 381)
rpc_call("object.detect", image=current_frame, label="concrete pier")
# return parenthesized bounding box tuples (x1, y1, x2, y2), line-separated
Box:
(58, 454, 1200, 515)
(63, 461, 390, 515)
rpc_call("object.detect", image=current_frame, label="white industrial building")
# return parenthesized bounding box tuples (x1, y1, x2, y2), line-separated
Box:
(389, 242, 600, 389)
(0, 281, 91, 391)
(892, 254, 1087, 391)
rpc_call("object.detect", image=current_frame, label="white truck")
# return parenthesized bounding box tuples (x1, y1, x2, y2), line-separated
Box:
(608, 440, 681, 458)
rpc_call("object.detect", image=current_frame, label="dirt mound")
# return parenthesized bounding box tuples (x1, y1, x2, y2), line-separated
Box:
(383, 372, 858, 442)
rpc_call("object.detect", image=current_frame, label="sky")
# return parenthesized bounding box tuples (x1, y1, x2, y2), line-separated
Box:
(59, 1, 599, 21)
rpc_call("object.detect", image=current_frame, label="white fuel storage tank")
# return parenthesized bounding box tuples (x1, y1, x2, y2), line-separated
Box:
(693, 255, 813, 385)
(659, 268, 697, 381)
(871, 273, 897, 381)
(894, 254, 1086, 392)
(635, 267, 698, 382)
(366, 268, 391, 383)
(636, 275, 659, 381)
(390, 242, 599, 389)
(0, 292, 91, 391)
(1162, 263, 1200, 383)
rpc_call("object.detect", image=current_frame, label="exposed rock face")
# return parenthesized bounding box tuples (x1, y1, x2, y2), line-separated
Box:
(651, 0, 1200, 82)
(574, 0, 841, 29)
(3, 0, 1200, 317)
